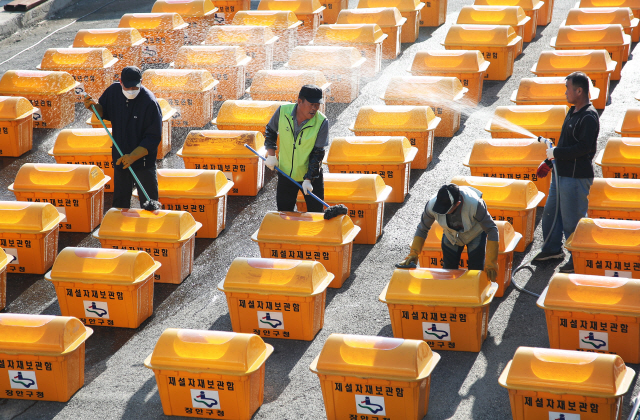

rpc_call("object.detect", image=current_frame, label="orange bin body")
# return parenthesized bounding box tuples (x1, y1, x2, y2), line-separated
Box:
(595, 137, 640, 178)
(321, 0, 348, 23)
(0, 250, 11, 311)
(456, 6, 529, 56)
(0, 96, 37, 157)
(251, 211, 360, 288)
(485, 104, 568, 145)
(9, 164, 110, 233)
(565, 7, 640, 42)
(247, 70, 330, 114)
(473, 0, 542, 42)
(336, 7, 406, 59)
(587, 178, 640, 220)
(45, 248, 160, 328)
(511, 76, 600, 109)
(151, 0, 219, 45)
(119, 13, 189, 64)
(419, 221, 521, 297)
(258, 0, 326, 45)
(214, 0, 252, 24)
(357, 0, 425, 41)
(212, 100, 290, 134)
(232, 10, 302, 62)
(615, 107, 640, 137)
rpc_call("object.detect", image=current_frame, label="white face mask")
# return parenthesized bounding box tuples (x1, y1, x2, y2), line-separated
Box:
(122, 88, 140, 100)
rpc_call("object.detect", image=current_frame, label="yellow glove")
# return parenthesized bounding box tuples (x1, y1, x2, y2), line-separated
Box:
(83, 94, 96, 110)
(484, 240, 499, 282)
(396, 236, 426, 269)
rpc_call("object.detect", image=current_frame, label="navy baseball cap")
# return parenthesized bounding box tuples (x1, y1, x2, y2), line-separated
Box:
(299, 84, 324, 104)
(121, 66, 142, 88)
(432, 184, 460, 214)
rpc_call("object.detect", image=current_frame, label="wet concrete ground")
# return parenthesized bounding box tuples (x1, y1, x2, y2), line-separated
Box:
(0, 0, 639, 419)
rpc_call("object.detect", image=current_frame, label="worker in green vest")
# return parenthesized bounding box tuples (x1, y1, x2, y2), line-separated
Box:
(264, 85, 329, 212)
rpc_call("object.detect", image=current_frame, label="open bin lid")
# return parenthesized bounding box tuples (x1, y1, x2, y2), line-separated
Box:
(94, 208, 201, 243)
(0, 314, 93, 356)
(350, 105, 440, 133)
(286, 46, 365, 70)
(587, 178, 640, 210)
(357, 0, 425, 12)
(464, 138, 547, 167)
(314, 24, 387, 44)
(380, 268, 497, 306)
(257, 0, 325, 14)
(213, 100, 290, 126)
(174, 46, 251, 68)
(551, 24, 630, 48)
(0, 70, 78, 95)
(205, 26, 278, 46)
(422, 220, 521, 253)
(336, 7, 407, 27)
(0, 249, 11, 270)
(595, 137, 640, 166)
(72, 28, 146, 48)
(144, 329, 273, 375)
(218, 257, 334, 296)
(485, 105, 568, 134)
(119, 12, 189, 31)
(247, 70, 329, 95)
(0, 96, 37, 121)
(565, 7, 638, 28)
(0, 201, 66, 233)
(178, 130, 265, 157)
(322, 173, 392, 203)
(443, 24, 521, 47)
(157, 98, 176, 122)
(50, 128, 112, 156)
(151, 0, 217, 17)
(409, 50, 490, 74)
(39, 48, 118, 71)
(9, 163, 109, 193)
(531, 49, 617, 74)
(326, 136, 418, 165)
(452, 175, 545, 209)
(498, 346, 635, 397)
(142, 69, 218, 93)
(382, 76, 468, 102)
(615, 108, 640, 135)
(232, 10, 302, 29)
(474, 0, 543, 11)
(251, 211, 360, 245)
(565, 218, 640, 254)
(457, 5, 530, 26)
(156, 169, 234, 198)
(510, 76, 599, 103)
(45, 248, 161, 285)
(309, 334, 439, 381)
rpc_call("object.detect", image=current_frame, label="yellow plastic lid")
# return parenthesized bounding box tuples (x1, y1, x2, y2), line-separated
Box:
(464, 138, 547, 167)
(94, 208, 201, 243)
(474, 0, 543, 11)
(452, 175, 544, 209)
(538, 273, 640, 316)
(382, 76, 468, 102)
(218, 257, 334, 296)
(566, 218, 640, 254)
(151, 0, 217, 17)
(326, 136, 418, 164)
(0, 249, 11, 270)
(204, 25, 278, 45)
(142, 69, 217, 93)
(336, 7, 406, 27)
(577, 0, 640, 10)
(72, 28, 145, 48)
(485, 105, 568, 134)
(409, 50, 490, 74)
(616, 108, 640, 135)
(286, 46, 365, 70)
(257, 0, 324, 14)
(0, 314, 93, 356)
(39, 48, 117, 71)
(232, 10, 302, 29)
(313, 24, 386, 44)
(443, 24, 521, 47)
(457, 5, 529, 26)
(119, 12, 188, 31)
(0, 96, 37, 120)
(498, 347, 635, 397)
(179, 130, 265, 157)
(248, 70, 329, 95)
(423, 220, 521, 253)
(9, 164, 109, 193)
(531, 50, 617, 74)
(566, 7, 638, 28)
(144, 329, 273, 375)
(551, 24, 629, 48)
(587, 178, 640, 210)
(213, 100, 290, 127)
(0, 70, 78, 95)
(157, 98, 176, 122)
(511, 77, 599, 104)
(50, 128, 112, 156)
(310, 334, 439, 381)
(321, 173, 392, 203)
(357, 0, 424, 12)
(350, 105, 440, 133)
(0, 201, 65, 233)
(251, 211, 360, 245)
(173, 46, 250, 68)
(596, 137, 640, 166)
(156, 169, 234, 198)
(46, 248, 161, 285)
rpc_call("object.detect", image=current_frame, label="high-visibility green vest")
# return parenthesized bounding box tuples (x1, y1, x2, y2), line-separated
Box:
(277, 103, 326, 182)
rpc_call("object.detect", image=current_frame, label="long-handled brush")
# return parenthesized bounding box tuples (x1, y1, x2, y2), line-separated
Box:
(244, 144, 348, 220)
(89, 103, 162, 211)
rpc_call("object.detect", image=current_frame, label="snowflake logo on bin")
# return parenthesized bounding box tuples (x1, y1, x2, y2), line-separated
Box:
(190, 389, 220, 409)
(422, 322, 451, 341)
(549, 412, 581, 420)
(579, 330, 608, 351)
(355, 395, 386, 416)
(9, 370, 38, 389)
(257, 311, 284, 329)
(84, 301, 109, 319)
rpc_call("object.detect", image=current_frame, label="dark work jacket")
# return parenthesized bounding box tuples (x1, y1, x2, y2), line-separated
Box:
(554, 103, 599, 178)
(98, 83, 162, 169)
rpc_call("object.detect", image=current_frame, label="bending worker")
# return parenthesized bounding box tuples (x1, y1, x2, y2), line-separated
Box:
(263, 85, 329, 212)
(84, 66, 162, 209)
(397, 183, 500, 282)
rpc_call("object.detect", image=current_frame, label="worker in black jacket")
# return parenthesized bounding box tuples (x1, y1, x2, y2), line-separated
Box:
(84, 66, 162, 209)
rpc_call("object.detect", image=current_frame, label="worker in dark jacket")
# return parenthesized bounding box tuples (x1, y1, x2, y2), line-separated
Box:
(533, 71, 600, 273)
(263, 85, 329, 212)
(84, 66, 162, 209)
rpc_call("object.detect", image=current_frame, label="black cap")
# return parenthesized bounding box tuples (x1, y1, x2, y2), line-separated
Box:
(121, 66, 142, 88)
(299, 84, 324, 104)
(432, 184, 460, 214)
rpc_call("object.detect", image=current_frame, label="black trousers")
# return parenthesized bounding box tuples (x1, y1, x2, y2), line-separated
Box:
(276, 172, 324, 213)
(112, 164, 159, 209)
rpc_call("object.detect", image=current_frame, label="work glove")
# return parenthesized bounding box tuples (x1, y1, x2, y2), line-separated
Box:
(83, 94, 96, 110)
(396, 236, 426, 269)
(536, 159, 553, 178)
(546, 147, 555, 160)
(484, 240, 499, 282)
(265, 155, 278, 170)
(302, 179, 313, 195)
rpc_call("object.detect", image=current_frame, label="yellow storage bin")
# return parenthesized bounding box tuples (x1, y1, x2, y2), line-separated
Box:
(349, 105, 440, 169)
(456, 6, 528, 56)
(151, 0, 219, 45)
(499, 347, 634, 420)
(577, 0, 640, 20)
(595, 137, 640, 178)
(142, 69, 218, 128)
(588, 178, 640, 220)
(511, 76, 600, 110)
(232, 11, 302, 62)
(144, 329, 273, 419)
(312, 24, 387, 77)
(538, 273, 640, 363)
(247, 69, 331, 114)
(309, 334, 440, 420)
(443, 24, 522, 81)
(408, 50, 490, 107)
(337, 8, 406, 59)
(380, 268, 498, 351)
(358, 0, 425, 40)
(0, 96, 37, 157)
(381, 76, 467, 137)
(9, 164, 110, 233)
(119, 13, 189, 64)
(93, 208, 202, 284)
(251, 211, 360, 288)
(464, 138, 550, 206)
(212, 99, 290, 133)
(325, 136, 418, 203)
(45, 248, 160, 328)
(218, 257, 333, 340)
(566, 7, 639, 42)
(615, 107, 640, 137)
(0, 314, 93, 402)
(285, 46, 365, 103)
(452, 175, 544, 252)
(419, 221, 521, 297)
(258, 0, 325, 45)
(204, 26, 278, 78)
(474, 0, 542, 41)
(550, 25, 630, 80)
(485, 104, 568, 145)
(295, 173, 392, 244)
(0, 70, 78, 129)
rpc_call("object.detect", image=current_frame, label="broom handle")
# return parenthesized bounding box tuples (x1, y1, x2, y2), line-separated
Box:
(90, 104, 152, 202)
(244, 144, 329, 209)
